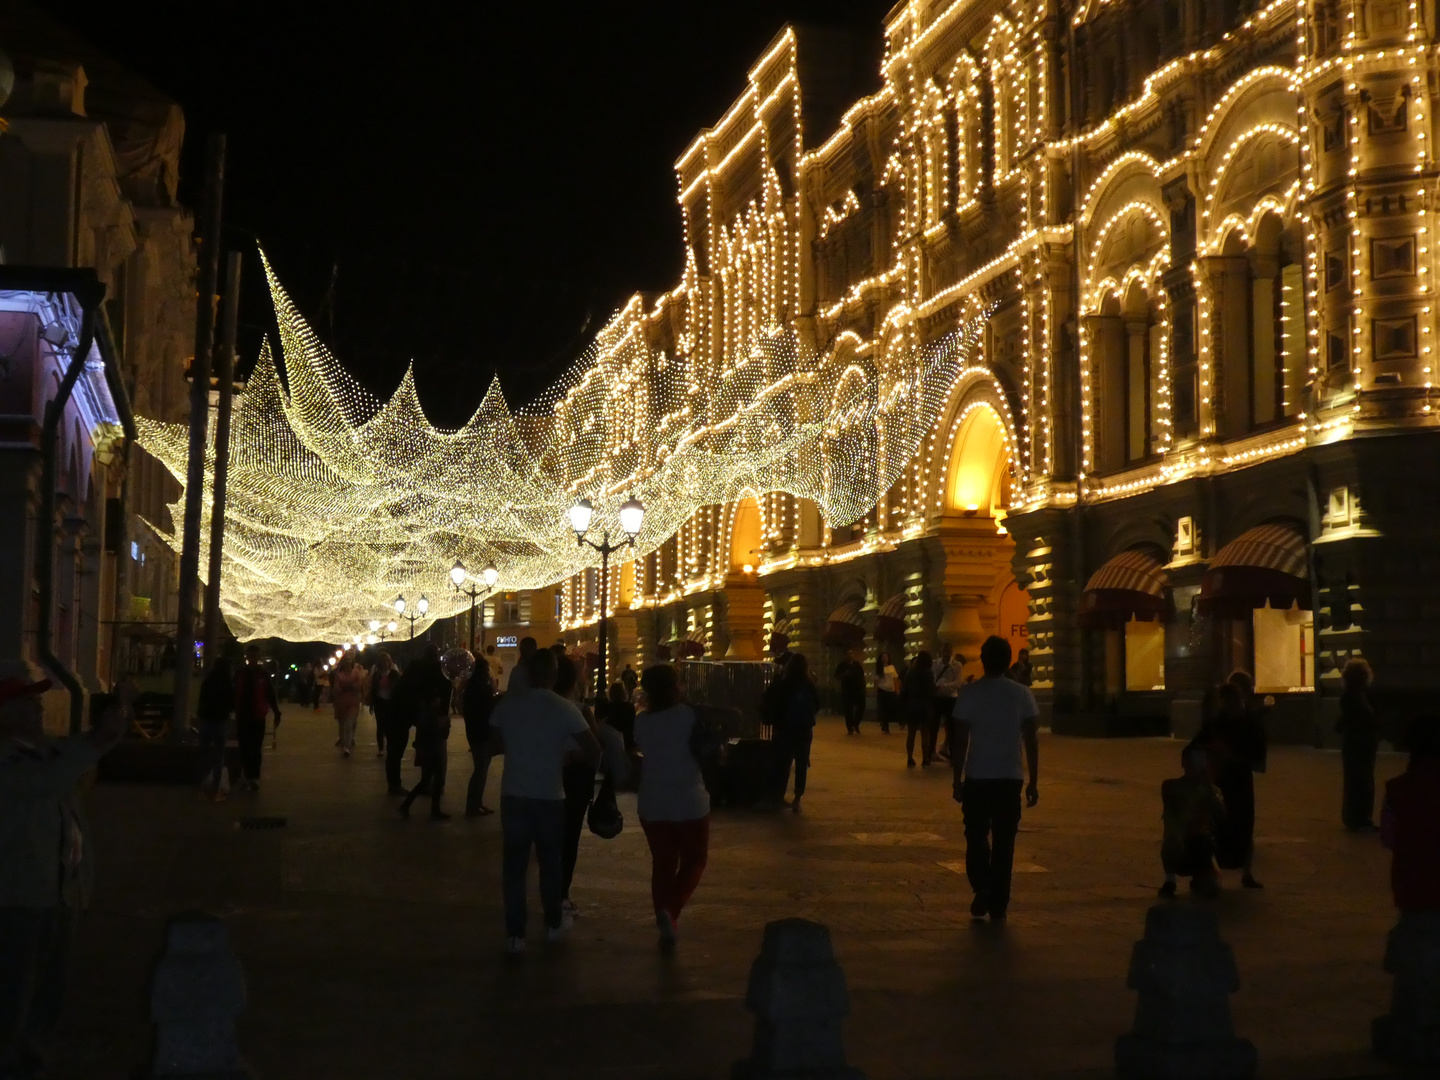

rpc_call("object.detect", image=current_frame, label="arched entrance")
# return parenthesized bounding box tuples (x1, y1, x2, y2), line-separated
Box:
(723, 494, 765, 659)
(935, 401, 1030, 674)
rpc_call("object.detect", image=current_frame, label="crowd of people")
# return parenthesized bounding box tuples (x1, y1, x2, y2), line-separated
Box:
(5, 627, 1440, 1077)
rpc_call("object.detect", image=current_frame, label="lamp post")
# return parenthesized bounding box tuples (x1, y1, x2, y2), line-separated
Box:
(568, 495, 644, 695)
(395, 593, 429, 641)
(450, 559, 499, 654)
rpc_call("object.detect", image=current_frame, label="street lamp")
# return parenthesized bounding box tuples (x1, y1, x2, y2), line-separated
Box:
(451, 559, 500, 654)
(568, 494, 644, 694)
(395, 593, 428, 641)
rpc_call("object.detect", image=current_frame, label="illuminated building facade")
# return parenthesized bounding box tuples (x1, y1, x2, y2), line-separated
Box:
(0, 19, 195, 728)
(553, 1, 1440, 736)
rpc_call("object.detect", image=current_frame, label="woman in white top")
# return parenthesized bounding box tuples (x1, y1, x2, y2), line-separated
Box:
(875, 651, 901, 735)
(633, 664, 710, 952)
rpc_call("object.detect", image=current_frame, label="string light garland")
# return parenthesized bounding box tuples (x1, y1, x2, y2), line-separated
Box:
(134, 254, 986, 642)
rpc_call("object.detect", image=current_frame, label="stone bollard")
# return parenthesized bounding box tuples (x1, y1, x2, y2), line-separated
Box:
(149, 910, 251, 1078)
(1372, 909, 1440, 1063)
(732, 918, 865, 1080)
(1114, 904, 1256, 1080)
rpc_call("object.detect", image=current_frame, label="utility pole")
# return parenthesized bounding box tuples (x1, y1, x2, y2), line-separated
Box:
(203, 251, 242, 665)
(172, 134, 225, 740)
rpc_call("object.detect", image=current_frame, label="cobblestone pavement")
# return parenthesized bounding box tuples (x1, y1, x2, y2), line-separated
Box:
(60, 710, 1411, 1079)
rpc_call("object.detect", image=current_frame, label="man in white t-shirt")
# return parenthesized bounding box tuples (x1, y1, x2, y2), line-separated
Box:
(493, 648, 600, 953)
(951, 635, 1039, 922)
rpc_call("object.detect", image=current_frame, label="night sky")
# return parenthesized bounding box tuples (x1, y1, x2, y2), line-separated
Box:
(52, 1, 894, 425)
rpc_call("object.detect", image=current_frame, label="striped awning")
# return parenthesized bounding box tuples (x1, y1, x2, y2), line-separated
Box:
(822, 601, 866, 647)
(1079, 549, 1168, 629)
(874, 593, 907, 641)
(678, 629, 706, 659)
(768, 617, 794, 655)
(1199, 524, 1310, 618)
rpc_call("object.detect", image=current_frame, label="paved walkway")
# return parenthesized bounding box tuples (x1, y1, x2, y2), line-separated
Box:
(61, 710, 1410, 1079)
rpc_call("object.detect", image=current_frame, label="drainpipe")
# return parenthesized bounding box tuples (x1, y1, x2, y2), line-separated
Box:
(95, 305, 137, 687)
(37, 280, 103, 734)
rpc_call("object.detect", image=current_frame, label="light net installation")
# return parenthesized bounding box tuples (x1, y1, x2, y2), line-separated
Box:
(136, 255, 985, 641)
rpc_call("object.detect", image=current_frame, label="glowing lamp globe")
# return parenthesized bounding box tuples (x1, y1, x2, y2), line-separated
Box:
(619, 497, 645, 537)
(394, 595, 406, 614)
(387, 621, 397, 634)
(369, 619, 380, 633)
(482, 562, 499, 588)
(366, 633, 377, 645)
(450, 560, 467, 588)
(417, 595, 429, 616)
(568, 498, 594, 535)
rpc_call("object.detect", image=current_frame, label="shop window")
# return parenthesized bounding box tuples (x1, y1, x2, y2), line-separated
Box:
(1253, 604, 1315, 692)
(1125, 619, 1166, 690)
(1102, 618, 1167, 695)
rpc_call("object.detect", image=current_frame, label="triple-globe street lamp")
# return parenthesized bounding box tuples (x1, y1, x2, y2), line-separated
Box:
(394, 593, 429, 642)
(568, 495, 644, 695)
(450, 559, 499, 655)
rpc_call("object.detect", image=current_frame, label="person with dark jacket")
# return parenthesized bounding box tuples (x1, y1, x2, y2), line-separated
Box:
(772, 653, 820, 813)
(463, 663, 497, 817)
(1193, 681, 1266, 889)
(233, 646, 280, 791)
(398, 644, 455, 821)
(901, 651, 936, 767)
(196, 657, 235, 800)
(1338, 658, 1380, 831)
(601, 682, 637, 749)
(835, 652, 867, 735)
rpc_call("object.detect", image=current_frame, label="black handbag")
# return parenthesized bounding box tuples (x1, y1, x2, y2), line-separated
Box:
(587, 775, 623, 839)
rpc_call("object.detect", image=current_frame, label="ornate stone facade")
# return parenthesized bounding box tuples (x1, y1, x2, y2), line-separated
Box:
(551, 0, 1438, 737)
(0, 17, 194, 725)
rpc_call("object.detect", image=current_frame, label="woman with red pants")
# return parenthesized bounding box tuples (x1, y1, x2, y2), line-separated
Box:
(634, 664, 710, 952)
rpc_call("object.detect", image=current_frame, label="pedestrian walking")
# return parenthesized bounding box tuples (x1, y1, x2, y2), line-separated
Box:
(0, 678, 132, 1080)
(835, 651, 866, 735)
(331, 656, 362, 757)
(1157, 745, 1225, 898)
(934, 645, 963, 759)
(1338, 658, 1380, 831)
(369, 651, 399, 759)
(875, 651, 901, 734)
(772, 652, 820, 813)
(602, 682, 637, 749)
(398, 644, 455, 820)
(621, 663, 638, 702)
(634, 664, 710, 951)
(1381, 715, 1440, 912)
(196, 657, 234, 801)
(492, 649, 601, 954)
(374, 653, 410, 793)
(463, 661, 497, 817)
(1197, 682, 1266, 889)
(233, 646, 280, 791)
(950, 635, 1040, 922)
(557, 655, 598, 917)
(901, 651, 936, 767)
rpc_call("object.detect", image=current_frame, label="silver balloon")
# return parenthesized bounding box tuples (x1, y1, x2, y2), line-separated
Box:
(442, 647, 475, 680)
